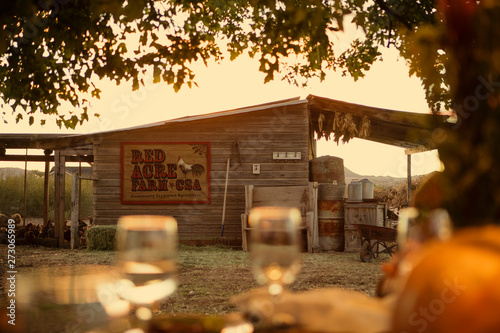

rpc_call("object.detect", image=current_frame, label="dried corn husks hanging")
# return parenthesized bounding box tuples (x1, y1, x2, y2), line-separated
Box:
(359, 116, 371, 138)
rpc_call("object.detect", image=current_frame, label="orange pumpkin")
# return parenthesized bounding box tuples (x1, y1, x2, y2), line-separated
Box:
(391, 225, 500, 333)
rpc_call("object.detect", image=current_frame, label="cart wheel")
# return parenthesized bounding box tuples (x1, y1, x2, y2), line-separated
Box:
(360, 243, 373, 262)
(388, 243, 398, 256)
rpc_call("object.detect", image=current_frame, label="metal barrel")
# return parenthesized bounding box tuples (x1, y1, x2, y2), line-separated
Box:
(309, 156, 345, 184)
(317, 183, 345, 252)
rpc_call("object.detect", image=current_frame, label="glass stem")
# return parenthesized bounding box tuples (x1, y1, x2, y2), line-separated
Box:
(135, 305, 153, 332)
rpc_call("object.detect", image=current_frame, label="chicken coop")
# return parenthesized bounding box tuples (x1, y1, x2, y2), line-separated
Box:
(0, 95, 448, 248)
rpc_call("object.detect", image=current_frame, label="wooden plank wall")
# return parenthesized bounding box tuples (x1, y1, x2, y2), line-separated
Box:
(92, 103, 310, 240)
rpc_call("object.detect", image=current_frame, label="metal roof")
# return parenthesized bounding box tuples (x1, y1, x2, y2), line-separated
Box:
(0, 97, 305, 150)
(0, 95, 448, 152)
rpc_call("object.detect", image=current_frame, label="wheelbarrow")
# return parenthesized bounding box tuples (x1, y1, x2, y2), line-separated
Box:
(353, 224, 398, 262)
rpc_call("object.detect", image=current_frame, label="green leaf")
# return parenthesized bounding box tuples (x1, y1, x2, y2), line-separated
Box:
(0, 0, 449, 128)
(132, 77, 139, 91)
(153, 66, 161, 84)
(117, 42, 128, 54)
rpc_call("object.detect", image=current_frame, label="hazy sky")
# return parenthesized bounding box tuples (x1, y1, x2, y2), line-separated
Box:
(2, 23, 442, 178)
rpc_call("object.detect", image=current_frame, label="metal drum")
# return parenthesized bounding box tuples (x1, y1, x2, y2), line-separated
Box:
(360, 178, 374, 201)
(309, 156, 345, 184)
(347, 179, 363, 202)
(318, 183, 345, 252)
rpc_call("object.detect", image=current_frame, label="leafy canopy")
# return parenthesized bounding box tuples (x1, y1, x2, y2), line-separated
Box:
(0, 0, 445, 128)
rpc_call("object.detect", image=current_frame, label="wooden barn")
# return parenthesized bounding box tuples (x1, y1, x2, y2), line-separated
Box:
(0, 95, 448, 248)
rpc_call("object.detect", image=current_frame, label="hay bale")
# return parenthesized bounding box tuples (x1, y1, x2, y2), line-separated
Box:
(86, 225, 118, 251)
(0, 213, 22, 228)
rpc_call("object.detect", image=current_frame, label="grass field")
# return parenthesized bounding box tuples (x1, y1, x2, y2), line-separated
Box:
(1, 244, 389, 317)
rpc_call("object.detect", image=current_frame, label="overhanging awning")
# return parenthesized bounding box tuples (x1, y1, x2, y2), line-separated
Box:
(307, 95, 450, 152)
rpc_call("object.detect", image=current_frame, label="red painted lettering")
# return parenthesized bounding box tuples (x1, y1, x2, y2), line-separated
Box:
(147, 179, 157, 191)
(193, 179, 202, 191)
(130, 165, 143, 179)
(176, 179, 184, 191)
(158, 180, 168, 191)
(131, 179, 139, 191)
(167, 164, 177, 179)
(143, 164, 153, 179)
(184, 178, 192, 190)
(131, 150, 143, 163)
(154, 149, 166, 163)
(154, 164, 167, 178)
(137, 180, 147, 191)
(144, 149, 154, 163)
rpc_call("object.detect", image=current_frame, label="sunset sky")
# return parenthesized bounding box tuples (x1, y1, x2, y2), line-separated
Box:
(2, 23, 442, 178)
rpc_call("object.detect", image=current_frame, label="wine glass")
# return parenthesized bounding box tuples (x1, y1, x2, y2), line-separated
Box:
(397, 207, 452, 248)
(249, 206, 302, 296)
(115, 215, 178, 331)
(396, 208, 452, 275)
(18, 265, 118, 333)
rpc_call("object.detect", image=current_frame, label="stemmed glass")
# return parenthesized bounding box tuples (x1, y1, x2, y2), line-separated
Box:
(397, 207, 452, 249)
(114, 215, 178, 331)
(395, 208, 452, 277)
(249, 206, 302, 296)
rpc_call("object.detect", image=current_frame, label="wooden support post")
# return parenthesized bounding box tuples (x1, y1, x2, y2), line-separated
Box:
(23, 148, 28, 226)
(312, 182, 319, 252)
(54, 151, 66, 248)
(43, 149, 52, 226)
(71, 173, 80, 250)
(78, 158, 82, 220)
(407, 154, 412, 204)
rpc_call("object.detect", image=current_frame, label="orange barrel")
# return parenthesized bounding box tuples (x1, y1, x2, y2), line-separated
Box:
(309, 156, 345, 184)
(317, 183, 345, 252)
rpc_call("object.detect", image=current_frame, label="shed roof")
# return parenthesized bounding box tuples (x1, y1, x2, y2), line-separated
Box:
(0, 95, 449, 152)
(0, 97, 305, 150)
(307, 95, 449, 152)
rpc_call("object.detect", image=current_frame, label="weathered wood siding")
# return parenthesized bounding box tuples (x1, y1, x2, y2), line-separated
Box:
(92, 101, 310, 239)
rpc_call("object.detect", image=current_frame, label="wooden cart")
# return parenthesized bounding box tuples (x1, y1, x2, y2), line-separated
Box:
(353, 224, 398, 262)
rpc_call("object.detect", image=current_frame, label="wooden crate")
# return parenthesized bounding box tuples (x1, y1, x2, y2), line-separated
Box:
(344, 203, 386, 252)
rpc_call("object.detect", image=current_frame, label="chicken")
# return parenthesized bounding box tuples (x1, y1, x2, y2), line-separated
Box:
(177, 156, 205, 177)
(24, 223, 36, 245)
(47, 224, 55, 238)
(79, 228, 87, 249)
(40, 219, 51, 238)
(64, 220, 71, 242)
(24, 230, 35, 245)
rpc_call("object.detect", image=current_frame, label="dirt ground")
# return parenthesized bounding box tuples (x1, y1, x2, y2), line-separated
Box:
(0, 243, 389, 317)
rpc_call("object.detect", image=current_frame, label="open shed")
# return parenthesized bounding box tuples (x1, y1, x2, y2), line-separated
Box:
(0, 95, 449, 247)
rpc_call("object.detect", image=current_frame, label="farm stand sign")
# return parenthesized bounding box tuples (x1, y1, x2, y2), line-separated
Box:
(121, 142, 210, 204)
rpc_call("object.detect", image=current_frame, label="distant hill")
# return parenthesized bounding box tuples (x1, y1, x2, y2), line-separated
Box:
(1, 166, 406, 187)
(344, 167, 407, 187)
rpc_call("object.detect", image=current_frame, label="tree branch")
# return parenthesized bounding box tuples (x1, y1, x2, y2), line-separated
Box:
(374, 0, 414, 31)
